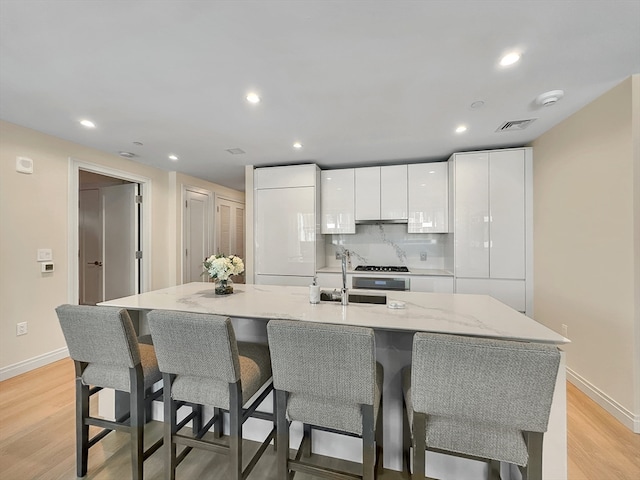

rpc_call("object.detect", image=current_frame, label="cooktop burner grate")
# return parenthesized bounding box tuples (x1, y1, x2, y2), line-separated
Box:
(354, 265, 409, 273)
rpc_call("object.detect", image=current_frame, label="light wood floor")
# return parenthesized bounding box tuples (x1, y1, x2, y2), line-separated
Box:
(0, 358, 638, 480)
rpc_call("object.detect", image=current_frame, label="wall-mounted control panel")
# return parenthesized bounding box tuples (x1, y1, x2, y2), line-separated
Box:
(41, 262, 54, 273)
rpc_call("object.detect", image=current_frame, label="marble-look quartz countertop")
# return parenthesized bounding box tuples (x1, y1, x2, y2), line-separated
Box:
(316, 267, 453, 276)
(100, 282, 567, 345)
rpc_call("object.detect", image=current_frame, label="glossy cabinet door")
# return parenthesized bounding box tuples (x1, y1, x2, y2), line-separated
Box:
(255, 186, 316, 276)
(321, 169, 355, 234)
(355, 167, 381, 221)
(489, 150, 525, 279)
(254, 164, 317, 189)
(381, 165, 408, 220)
(454, 152, 490, 278)
(455, 278, 526, 312)
(410, 276, 454, 293)
(408, 162, 449, 233)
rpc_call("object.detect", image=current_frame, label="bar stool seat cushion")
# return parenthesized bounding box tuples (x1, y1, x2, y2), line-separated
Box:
(287, 362, 383, 435)
(82, 343, 161, 392)
(170, 341, 272, 408)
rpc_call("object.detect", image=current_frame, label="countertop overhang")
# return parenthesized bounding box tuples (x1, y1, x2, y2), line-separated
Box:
(100, 282, 567, 345)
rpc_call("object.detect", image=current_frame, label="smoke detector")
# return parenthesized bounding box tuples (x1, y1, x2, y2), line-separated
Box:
(536, 90, 564, 107)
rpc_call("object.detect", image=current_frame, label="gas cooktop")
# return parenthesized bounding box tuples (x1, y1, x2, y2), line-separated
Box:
(354, 265, 410, 273)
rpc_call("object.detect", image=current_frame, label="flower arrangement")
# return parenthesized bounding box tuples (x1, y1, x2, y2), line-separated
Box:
(203, 254, 245, 281)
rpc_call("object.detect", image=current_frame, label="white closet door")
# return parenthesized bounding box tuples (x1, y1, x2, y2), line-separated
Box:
(489, 150, 525, 279)
(454, 152, 489, 278)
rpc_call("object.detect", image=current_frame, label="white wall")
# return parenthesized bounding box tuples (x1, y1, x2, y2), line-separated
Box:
(532, 76, 640, 431)
(0, 121, 243, 378)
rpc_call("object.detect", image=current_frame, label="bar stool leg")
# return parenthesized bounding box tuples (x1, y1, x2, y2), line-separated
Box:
(276, 390, 289, 480)
(229, 381, 242, 480)
(75, 377, 89, 477)
(413, 412, 426, 480)
(164, 374, 177, 480)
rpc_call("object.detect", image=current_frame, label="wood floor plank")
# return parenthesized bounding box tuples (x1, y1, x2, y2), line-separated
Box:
(0, 358, 638, 480)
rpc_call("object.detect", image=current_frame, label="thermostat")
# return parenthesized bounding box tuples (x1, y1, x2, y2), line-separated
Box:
(41, 262, 54, 273)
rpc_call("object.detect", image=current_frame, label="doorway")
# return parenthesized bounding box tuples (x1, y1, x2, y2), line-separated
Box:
(216, 197, 245, 284)
(68, 159, 151, 306)
(183, 186, 214, 283)
(79, 171, 140, 304)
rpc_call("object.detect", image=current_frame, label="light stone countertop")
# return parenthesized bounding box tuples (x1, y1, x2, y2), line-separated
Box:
(100, 282, 567, 345)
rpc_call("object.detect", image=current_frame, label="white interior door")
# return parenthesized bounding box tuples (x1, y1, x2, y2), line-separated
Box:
(184, 189, 211, 283)
(79, 189, 102, 305)
(102, 183, 139, 301)
(216, 197, 245, 283)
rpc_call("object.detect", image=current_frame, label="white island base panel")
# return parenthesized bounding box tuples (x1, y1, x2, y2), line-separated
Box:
(98, 283, 568, 479)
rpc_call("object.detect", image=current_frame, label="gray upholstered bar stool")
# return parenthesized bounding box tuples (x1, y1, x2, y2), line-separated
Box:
(55, 304, 164, 480)
(402, 333, 560, 480)
(266, 319, 383, 480)
(147, 310, 275, 480)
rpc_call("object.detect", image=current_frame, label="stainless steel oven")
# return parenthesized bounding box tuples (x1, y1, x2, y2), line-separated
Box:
(352, 276, 410, 291)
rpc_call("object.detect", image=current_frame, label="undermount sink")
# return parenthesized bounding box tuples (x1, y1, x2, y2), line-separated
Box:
(320, 290, 387, 305)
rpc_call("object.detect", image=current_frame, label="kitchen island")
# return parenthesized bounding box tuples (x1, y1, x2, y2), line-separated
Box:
(100, 282, 568, 479)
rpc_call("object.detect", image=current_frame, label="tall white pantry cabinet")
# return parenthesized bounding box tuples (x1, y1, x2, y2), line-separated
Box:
(452, 148, 532, 315)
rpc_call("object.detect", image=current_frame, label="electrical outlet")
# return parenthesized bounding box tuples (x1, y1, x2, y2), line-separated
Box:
(561, 324, 568, 338)
(16, 322, 28, 336)
(335, 252, 342, 260)
(420, 252, 427, 261)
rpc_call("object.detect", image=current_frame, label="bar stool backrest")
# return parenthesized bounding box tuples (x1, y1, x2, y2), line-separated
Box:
(56, 304, 140, 369)
(267, 320, 376, 405)
(147, 310, 240, 384)
(411, 333, 560, 432)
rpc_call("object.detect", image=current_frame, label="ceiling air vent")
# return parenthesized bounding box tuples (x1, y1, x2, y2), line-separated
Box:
(226, 148, 246, 155)
(495, 119, 537, 132)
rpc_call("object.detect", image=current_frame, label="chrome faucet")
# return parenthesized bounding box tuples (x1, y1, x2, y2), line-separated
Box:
(341, 251, 349, 306)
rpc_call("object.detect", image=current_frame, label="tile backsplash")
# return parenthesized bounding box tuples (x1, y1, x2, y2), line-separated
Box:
(324, 223, 453, 271)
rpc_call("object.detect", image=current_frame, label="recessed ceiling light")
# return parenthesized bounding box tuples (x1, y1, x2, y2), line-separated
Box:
(500, 52, 521, 66)
(133, 141, 143, 146)
(168, 154, 178, 161)
(470, 100, 485, 109)
(293, 142, 303, 149)
(246, 93, 261, 104)
(79, 119, 96, 128)
(118, 151, 136, 158)
(455, 125, 467, 133)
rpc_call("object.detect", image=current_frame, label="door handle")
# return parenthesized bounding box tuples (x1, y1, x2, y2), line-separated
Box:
(87, 261, 103, 266)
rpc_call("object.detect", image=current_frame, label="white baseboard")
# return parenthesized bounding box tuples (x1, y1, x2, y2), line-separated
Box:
(567, 367, 640, 433)
(0, 347, 70, 381)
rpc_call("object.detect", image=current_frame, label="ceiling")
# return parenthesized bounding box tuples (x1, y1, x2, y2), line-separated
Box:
(1, 1, 639, 192)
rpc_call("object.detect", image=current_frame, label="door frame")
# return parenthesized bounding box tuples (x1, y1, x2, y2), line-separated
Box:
(68, 158, 152, 304)
(181, 185, 215, 283)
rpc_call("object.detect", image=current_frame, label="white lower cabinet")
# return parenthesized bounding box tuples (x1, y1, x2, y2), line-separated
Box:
(255, 275, 316, 287)
(410, 276, 454, 293)
(455, 278, 526, 312)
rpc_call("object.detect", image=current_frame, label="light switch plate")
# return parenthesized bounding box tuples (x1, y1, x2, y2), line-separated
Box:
(37, 249, 53, 261)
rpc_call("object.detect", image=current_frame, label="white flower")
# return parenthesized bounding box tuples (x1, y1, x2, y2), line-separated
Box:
(203, 254, 244, 281)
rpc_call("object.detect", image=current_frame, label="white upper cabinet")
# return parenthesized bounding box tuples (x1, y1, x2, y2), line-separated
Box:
(381, 165, 408, 220)
(321, 169, 355, 234)
(454, 149, 526, 279)
(355, 167, 381, 221)
(489, 150, 525, 279)
(254, 164, 317, 189)
(355, 165, 407, 221)
(455, 152, 490, 277)
(407, 162, 449, 233)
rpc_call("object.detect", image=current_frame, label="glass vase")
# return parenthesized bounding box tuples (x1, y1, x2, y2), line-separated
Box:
(215, 278, 234, 295)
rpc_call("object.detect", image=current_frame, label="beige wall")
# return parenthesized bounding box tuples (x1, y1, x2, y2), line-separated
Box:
(532, 76, 639, 428)
(0, 121, 243, 375)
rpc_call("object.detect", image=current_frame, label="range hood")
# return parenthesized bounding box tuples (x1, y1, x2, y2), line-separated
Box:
(355, 219, 408, 225)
